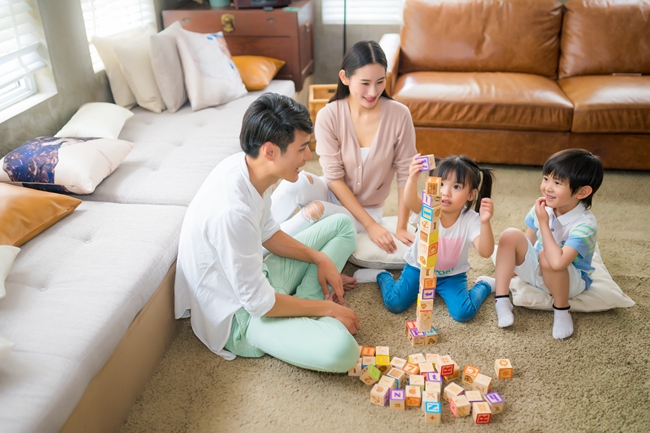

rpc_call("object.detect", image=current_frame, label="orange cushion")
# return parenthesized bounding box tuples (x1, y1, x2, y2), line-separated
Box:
(232, 56, 285, 91)
(0, 183, 81, 246)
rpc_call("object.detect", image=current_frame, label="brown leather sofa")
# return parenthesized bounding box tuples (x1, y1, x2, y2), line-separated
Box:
(380, 0, 650, 170)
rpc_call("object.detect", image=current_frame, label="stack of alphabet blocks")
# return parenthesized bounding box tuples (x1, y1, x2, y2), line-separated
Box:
(408, 154, 441, 347)
(349, 346, 513, 425)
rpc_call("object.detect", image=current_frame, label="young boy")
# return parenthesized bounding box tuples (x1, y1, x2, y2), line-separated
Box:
(485, 149, 603, 339)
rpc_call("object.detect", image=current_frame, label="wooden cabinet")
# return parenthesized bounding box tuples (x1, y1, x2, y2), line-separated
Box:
(162, 0, 314, 91)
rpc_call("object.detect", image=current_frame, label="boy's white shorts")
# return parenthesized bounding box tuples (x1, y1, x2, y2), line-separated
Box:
(515, 240, 586, 299)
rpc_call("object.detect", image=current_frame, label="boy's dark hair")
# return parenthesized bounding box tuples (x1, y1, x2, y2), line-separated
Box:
(330, 40, 393, 102)
(240, 93, 313, 158)
(543, 148, 603, 209)
(432, 155, 494, 213)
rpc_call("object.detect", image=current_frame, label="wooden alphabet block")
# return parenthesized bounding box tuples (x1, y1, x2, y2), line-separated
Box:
(386, 368, 406, 389)
(404, 385, 422, 407)
(391, 356, 407, 370)
(425, 371, 443, 384)
(450, 395, 471, 417)
(424, 401, 442, 424)
(437, 355, 455, 377)
(421, 204, 434, 221)
(420, 287, 436, 300)
(424, 327, 439, 345)
(419, 217, 439, 235)
(375, 355, 391, 373)
(359, 364, 381, 386)
(421, 190, 433, 207)
(375, 346, 389, 356)
(425, 380, 442, 394)
(418, 362, 436, 375)
(416, 154, 435, 172)
(426, 176, 442, 196)
(417, 295, 433, 312)
(425, 353, 438, 364)
(421, 389, 440, 412)
(408, 353, 426, 364)
(484, 391, 505, 414)
(495, 358, 513, 379)
(347, 357, 362, 376)
(389, 388, 405, 410)
(405, 320, 417, 337)
(443, 362, 460, 382)
(370, 383, 390, 407)
(419, 227, 439, 245)
(403, 362, 420, 375)
(420, 267, 437, 287)
(472, 373, 493, 394)
(361, 356, 375, 369)
(473, 402, 493, 424)
(462, 364, 481, 386)
(409, 374, 425, 391)
(408, 328, 426, 347)
(443, 382, 465, 402)
(465, 390, 483, 405)
(378, 375, 397, 390)
(360, 346, 375, 357)
(416, 310, 433, 332)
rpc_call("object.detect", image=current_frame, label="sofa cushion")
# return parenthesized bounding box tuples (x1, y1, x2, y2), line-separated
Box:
(559, 0, 650, 79)
(400, 0, 563, 78)
(559, 76, 650, 133)
(393, 72, 574, 132)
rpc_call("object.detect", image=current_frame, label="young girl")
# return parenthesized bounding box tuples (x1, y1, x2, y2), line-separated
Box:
(357, 155, 496, 322)
(270, 40, 417, 255)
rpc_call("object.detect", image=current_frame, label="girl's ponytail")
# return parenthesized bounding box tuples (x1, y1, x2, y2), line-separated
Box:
(473, 167, 495, 212)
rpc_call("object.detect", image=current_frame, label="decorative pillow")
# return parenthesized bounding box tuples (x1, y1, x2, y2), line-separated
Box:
(150, 21, 187, 113)
(0, 183, 81, 246)
(349, 216, 416, 269)
(175, 28, 247, 111)
(0, 136, 134, 194)
(114, 32, 166, 113)
(55, 102, 134, 139)
(232, 56, 286, 91)
(0, 245, 19, 299)
(93, 27, 156, 108)
(501, 245, 636, 312)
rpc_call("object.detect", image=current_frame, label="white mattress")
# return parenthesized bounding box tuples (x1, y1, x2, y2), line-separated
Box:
(81, 80, 296, 206)
(0, 201, 186, 433)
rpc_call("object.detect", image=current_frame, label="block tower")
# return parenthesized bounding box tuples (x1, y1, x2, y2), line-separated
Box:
(406, 155, 441, 347)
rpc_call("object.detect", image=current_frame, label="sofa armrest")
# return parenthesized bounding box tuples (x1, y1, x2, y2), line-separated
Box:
(379, 33, 401, 97)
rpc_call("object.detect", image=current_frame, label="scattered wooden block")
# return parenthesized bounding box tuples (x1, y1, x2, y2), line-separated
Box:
(421, 390, 440, 411)
(409, 374, 425, 391)
(437, 355, 455, 377)
(360, 346, 376, 357)
(375, 355, 391, 373)
(408, 353, 426, 364)
(361, 356, 375, 369)
(378, 375, 397, 390)
(370, 384, 390, 407)
(347, 357, 362, 376)
(389, 389, 406, 410)
(473, 402, 492, 424)
(359, 364, 381, 386)
(495, 358, 513, 379)
(484, 391, 505, 414)
(465, 390, 483, 405)
(472, 373, 493, 394)
(450, 394, 471, 417)
(443, 362, 460, 382)
(443, 382, 465, 402)
(424, 401, 442, 424)
(405, 385, 422, 408)
(375, 346, 389, 356)
(386, 368, 406, 389)
(418, 362, 436, 375)
(391, 356, 407, 370)
(462, 364, 481, 386)
(403, 362, 420, 375)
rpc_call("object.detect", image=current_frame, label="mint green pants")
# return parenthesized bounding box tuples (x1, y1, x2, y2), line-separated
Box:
(225, 213, 360, 372)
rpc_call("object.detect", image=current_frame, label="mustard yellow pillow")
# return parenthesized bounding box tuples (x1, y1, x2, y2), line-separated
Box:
(0, 183, 81, 246)
(232, 56, 286, 91)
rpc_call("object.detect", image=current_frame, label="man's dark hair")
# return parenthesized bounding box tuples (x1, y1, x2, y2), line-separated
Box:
(543, 148, 604, 209)
(240, 93, 313, 158)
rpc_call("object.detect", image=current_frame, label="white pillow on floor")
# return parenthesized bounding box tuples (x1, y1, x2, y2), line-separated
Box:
(349, 215, 415, 269)
(501, 245, 635, 312)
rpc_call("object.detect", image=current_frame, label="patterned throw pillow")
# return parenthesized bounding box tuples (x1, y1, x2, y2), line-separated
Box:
(0, 136, 134, 194)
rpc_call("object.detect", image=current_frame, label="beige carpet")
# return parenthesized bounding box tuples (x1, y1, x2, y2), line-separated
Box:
(121, 157, 650, 433)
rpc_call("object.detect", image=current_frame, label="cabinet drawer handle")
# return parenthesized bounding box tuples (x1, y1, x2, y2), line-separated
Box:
(267, 18, 275, 23)
(182, 17, 191, 23)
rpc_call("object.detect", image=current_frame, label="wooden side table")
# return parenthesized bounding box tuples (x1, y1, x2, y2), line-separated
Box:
(162, 0, 314, 91)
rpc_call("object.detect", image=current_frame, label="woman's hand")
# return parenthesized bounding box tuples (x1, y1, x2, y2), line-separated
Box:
(367, 222, 397, 253)
(395, 226, 414, 246)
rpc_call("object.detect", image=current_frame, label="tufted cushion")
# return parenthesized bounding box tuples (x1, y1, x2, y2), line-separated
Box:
(0, 183, 81, 247)
(349, 216, 416, 269)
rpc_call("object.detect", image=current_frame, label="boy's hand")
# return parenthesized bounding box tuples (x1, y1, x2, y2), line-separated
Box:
(479, 197, 494, 223)
(535, 197, 550, 226)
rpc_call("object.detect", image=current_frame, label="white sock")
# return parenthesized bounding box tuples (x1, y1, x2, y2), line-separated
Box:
(475, 276, 496, 293)
(353, 268, 386, 283)
(553, 307, 574, 340)
(495, 297, 514, 328)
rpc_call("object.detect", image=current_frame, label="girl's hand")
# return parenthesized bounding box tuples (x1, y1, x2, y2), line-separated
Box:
(395, 227, 415, 246)
(534, 197, 549, 226)
(479, 197, 494, 223)
(367, 222, 397, 254)
(408, 153, 426, 179)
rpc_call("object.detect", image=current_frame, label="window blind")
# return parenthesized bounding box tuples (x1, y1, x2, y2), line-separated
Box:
(322, 0, 405, 25)
(80, 0, 155, 72)
(0, 0, 46, 109)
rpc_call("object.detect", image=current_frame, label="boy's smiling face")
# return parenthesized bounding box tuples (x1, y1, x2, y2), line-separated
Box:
(540, 174, 581, 216)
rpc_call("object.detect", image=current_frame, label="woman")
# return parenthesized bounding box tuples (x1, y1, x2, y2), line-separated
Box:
(271, 40, 417, 256)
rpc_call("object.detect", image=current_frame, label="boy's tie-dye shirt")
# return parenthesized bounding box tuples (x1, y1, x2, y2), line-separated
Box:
(525, 202, 598, 289)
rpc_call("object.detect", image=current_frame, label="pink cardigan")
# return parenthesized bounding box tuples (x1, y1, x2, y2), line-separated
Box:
(315, 97, 417, 209)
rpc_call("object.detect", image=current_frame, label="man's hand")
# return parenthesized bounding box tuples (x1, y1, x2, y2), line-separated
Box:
(535, 197, 549, 227)
(315, 252, 345, 305)
(326, 300, 361, 335)
(367, 222, 397, 253)
(395, 227, 415, 246)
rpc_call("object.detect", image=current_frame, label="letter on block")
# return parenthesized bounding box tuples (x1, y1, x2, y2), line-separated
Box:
(450, 395, 471, 417)
(462, 364, 480, 386)
(359, 364, 381, 386)
(420, 287, 435, 300)
(378, 375, 397, 390)
(473, 402, 493, 424)
(426, 177, 442, 196)
(409, 374, 425, 391)
(416, 154, 435, 171)
(443, 362, 460, 382)
(421, 190, 433, 206)
(360, 346, 376, 357)
(495, 358, 513, 379)
(403, 362, 420, 375)
(421, 204, 433, 221)
(375, 346, 389, 356)
(391, 356, 407, 370)
(437, 355, 455, 377)
(389, 389, 405, 410)
(386, 368, 406, 389)
(472, 373, 493, 394)
(370, 384, 389, 407)
(347, 357, 362, 376)
(375, 354, 391, 373)
(484, 391, 505, 414)
(424, 401, 442, 424)
(405, 385, 422, 407)
(443, 382, 465, 402)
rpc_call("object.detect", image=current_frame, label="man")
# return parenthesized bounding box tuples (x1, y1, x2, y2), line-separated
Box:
(175, 93, 361, 372)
